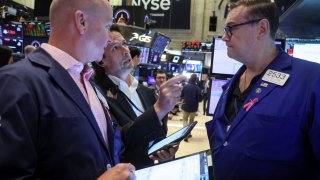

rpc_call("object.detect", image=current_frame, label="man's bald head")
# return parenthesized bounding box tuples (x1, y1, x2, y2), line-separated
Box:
(49, 0, 110, 32)
(48, 0, 113, 64)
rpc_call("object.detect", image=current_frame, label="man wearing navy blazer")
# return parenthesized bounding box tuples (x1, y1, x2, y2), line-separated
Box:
(0, 0, 135, 179)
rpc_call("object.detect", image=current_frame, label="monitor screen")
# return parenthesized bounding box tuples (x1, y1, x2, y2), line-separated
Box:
(23, 37, 49, 49)
(184, 60, 203, 73)
(210, 37, 242, 76)
(166, 54, 184, 64)
(210, 37, 285, 76)
(131, 46, 150, 64)
(284, 38, 320, 64)
(147, 76, 156, 86)
(1, 22, 23, 39)
(207, 78, 229, 115)
(182, 41, 201, 52)
(200, 42, 212, 52)
(135, 151, 210, 180)
(2, 38, 23, 54)
(148, 32, 171, 64)
(23, 22, 48, 37)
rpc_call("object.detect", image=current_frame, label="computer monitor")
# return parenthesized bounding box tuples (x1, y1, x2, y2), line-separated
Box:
(210, 37, 242, 76)
(166, 54, 184, 64)
(284, 38, 320, 64)
(148, 32, 171, 64)
(23, 22, 48, 37)
(207, 78, 229, 116)
(2, 38, 24, 54)
(23, 37, 48, 50)
(135, 151, 210, 180)
(200, 42, 212, 52)
(184, 60, 203, 73)
(147, 76, 156, 86)
(1, 22, 24, 54)
(182, 41, 201, 52)
(131, 46, 150, 64)
(1, 22, 23, 39)
(210, 37, 286, 76)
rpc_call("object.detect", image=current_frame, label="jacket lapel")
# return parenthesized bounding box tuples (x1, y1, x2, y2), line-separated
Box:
(226, 51, 292, 136)
(104, 76, 137, 120)
(29, 48, 108, 152)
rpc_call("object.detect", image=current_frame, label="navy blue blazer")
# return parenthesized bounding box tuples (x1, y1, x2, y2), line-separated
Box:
(0, 48, 121, 179)
(206, 50, 320, 179)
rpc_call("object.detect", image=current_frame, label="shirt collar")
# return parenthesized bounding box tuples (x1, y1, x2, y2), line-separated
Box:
(108, 74, 139, 91)
(41, 43, 93, 79)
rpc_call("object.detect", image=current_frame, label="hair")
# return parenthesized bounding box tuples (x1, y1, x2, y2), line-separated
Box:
(154, 70, 166, 78)
(24, 45, 36, 56)
(110, 23, 121, 33)
(129, 46, 141, 59)
(91, 23, 123, 93)
(0, 46, 13, 68)
(230, 0, 279, 39)
(189, 74, 198, 84)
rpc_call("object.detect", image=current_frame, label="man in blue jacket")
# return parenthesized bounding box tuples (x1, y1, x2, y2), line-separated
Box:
(206, 0, 320, 179)
(0, 0, 134, 179)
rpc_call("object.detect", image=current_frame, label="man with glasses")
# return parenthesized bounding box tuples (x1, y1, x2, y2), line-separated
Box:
(206, 0, 320, 179)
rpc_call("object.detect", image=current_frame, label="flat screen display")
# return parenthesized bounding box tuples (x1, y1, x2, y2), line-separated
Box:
(182, 41, 201, 52)
(210, 37, 285, 76)
(1, 22, 23, 39)
(207, 78, 228, 116)
(147, 76, 155, 85)
(166, 54, 184, 64)
(200, 42, 212, 52)
(131, 46, 150, 64)
(23, 22, 48, 37)
(2, 38, 23, 54)
(284, 38, 320, 64)
(148, 32, 171, 64)
(135, 151, 209, 180)
(210, 37, 242, 76)
(184, 60, 203, 73)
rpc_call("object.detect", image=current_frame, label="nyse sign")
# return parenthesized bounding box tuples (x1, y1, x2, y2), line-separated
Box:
(132, 0, 171, 11)
(131, 0, 191, 29)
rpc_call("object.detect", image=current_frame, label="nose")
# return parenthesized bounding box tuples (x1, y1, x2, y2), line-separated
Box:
(222, 32, 230, 42)
(123, 46, 130, 56)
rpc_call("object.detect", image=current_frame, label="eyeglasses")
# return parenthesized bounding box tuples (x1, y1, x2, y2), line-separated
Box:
(223, 18, 264, 37)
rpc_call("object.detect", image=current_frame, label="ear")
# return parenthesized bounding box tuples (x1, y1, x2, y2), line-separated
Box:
(257, 19, 269, 40)
(97, 60, 105, 67)
(74, 10, 86, 35)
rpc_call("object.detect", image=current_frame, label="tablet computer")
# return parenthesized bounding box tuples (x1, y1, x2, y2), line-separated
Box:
(135, 150, 210, 180)
(148, 121, 197, 156)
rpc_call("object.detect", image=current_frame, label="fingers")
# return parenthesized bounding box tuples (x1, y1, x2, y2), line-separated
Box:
(161, 75, 186, 88)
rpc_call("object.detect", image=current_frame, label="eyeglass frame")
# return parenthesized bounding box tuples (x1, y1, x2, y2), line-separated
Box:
(223, 18, 264, 37)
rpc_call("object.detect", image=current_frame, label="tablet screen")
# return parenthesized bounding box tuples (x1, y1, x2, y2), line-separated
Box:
(135, 151, 209, 180)
(148, 121, 197, 155)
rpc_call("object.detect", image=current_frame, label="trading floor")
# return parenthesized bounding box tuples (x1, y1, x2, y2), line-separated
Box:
(167, 101, 211, 158)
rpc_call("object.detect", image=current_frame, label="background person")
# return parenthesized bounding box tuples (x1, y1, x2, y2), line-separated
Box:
(0, 45, 13, 68)
(206, 0, 320, 179)
(181, 73, 202, 142)
(24, 45, 37, 56)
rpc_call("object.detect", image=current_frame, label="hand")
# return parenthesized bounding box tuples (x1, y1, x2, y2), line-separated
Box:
(154, 75, 187, 120)
(98, 163, 136, 180)
(149, 144, 179, 162)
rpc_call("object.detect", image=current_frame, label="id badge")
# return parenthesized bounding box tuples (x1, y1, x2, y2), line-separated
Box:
(262, 69, 290, 86)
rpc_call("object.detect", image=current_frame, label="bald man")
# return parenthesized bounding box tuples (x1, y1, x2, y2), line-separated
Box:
(0, 0, 134, 179)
